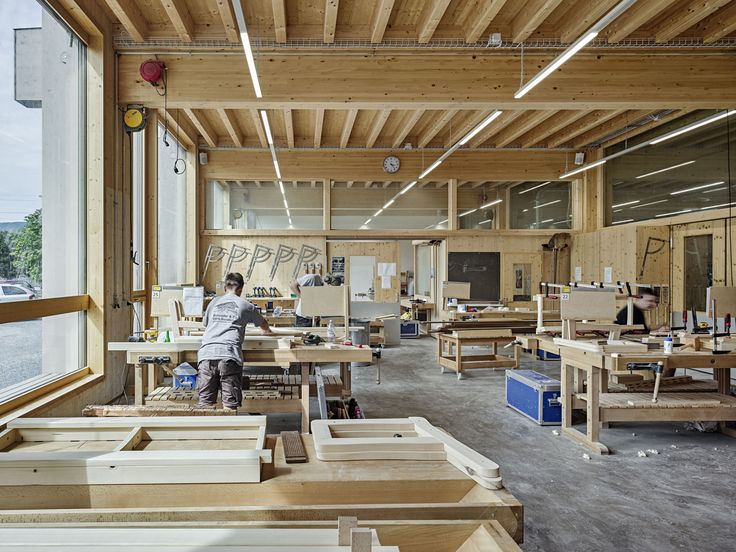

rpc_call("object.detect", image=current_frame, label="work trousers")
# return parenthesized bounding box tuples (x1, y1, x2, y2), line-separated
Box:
(197, 359, 242, 409)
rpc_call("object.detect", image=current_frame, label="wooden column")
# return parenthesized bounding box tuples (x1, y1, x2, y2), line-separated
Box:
(185, 148, 198, 283)
(580, 149, 606, 232)
(144, 112, 159, 328)
(323, 179, 331, 231)
(448, 178, 457, 230)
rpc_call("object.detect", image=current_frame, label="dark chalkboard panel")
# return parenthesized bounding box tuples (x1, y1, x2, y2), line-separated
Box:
(448, 252, 501, 301)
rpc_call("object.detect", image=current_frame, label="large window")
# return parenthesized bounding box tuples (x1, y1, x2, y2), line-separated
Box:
(158, 124, 187, 284)
(205, 180, 323, 230)
(606, 110, 736, 225)
(458, 183, 503, 230)
(0, 1, 86, 392)
(510, 181, 572, 229)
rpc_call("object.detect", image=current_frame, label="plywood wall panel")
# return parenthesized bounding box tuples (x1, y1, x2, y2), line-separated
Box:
(326, 241, 401, 303)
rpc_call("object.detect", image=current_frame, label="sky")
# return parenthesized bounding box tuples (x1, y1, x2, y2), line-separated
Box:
(0, 1, 42, 223)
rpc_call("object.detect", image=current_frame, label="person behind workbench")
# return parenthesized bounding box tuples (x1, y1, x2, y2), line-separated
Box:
(615, 287, 659, 333)
(290, 273, 324, 327)
(197, 272, 272, 410)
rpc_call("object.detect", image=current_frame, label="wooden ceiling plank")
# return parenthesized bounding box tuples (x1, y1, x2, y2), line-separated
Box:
(444, 111, 493, 148)
(569, 109, 651, 149)
(518, 110, 589, 148)
(284, 109, 295, 148)
(160, 0, 195, 42)
(366, 109, 392, 148)
(546, 109, 625, 148)
(364, 181, 373, 188)
(467, 110, 525, 148)
(370, 0, 395, 43)
(605, 0, 677, 42)
(466, 0, 508, 43)
(417, 0, 452, 43)
(417, 109, 458, 147)
(104, 0, 148, 42)
(183, 108, 217, 148)
(216, 0, 240, 43)
(249, 109, 268, 148)
(314, 108, 325, 148)
(324, 0, 339, 43)
(392, 110, 425, 148)
(272, 0, 287, 42)
(217, 108, 244, 147)
(340, 109, 359, 148)
(511, 0, 563, 43)
(700, 2, 736, 43)
(493, 111, 556, 148)
(557, 0, 618, 43)
(655, 0, 731, 43)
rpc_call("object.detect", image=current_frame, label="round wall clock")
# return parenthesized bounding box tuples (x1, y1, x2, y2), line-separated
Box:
(383, 155, 401, 174)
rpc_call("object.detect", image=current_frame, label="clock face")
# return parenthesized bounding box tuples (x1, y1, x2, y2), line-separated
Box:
(383, 155, 400, 174)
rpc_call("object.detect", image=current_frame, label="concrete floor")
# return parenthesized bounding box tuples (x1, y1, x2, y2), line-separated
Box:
(268, 337, 736, 552)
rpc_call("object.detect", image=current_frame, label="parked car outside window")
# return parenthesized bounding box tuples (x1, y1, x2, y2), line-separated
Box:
(0, 284, 35, 302)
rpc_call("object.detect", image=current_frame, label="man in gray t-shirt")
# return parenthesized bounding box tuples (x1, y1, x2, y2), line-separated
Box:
(197, 272, 272, 409)
(290, 273, 324, 327)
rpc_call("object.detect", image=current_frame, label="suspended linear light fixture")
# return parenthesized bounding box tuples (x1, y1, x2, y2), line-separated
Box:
(232, 0, 263, 98)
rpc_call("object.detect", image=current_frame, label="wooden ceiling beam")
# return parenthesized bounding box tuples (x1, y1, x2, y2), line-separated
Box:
(249, 109, 268, 148)
(119, 54, 736, 110)
(569, 109, 652, 149)
(284, 109, 295, 148)
(346, 181, 354, 188)
(557, 0, 618, 43)
(314, 108, 325, 148)
(183, 108, 217, 148)
(216, 0, 240, 43)
(417, 0, 452, 43)
(546, 110, 625, 148)
(324, 0, 339, 43)
(655, 0, 731, 42)
(511, 0, 563, 43)
(518, 110, 589, 148)
(382, 181, 392, 188)
(417, 109, 458, 148)
(202, 149, 568, 181)
(160, 0, 195, 42)
(598, 109, 694, 149)
(217, 108, 244, 147)
(272, 0, 287, 43)
(699, 2, 736, 43)
(467, 110, 525, 148)
(366, 109, 392, 148)
(392, 110, 424, 148)
(465, 0, 507, 43)
(492, 111, 556, 148)
(364, 181, 373, 188)
(340, 109, 359, 148)
(104, 0, 147, 42)
(160, 108, 197, 148)
(370, 0, 395, 43)
(444, 111, 493, 148)
(604, 0, 677, 43)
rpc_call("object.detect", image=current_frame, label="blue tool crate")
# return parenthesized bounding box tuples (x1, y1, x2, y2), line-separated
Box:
(505, 370, 561, 425)
(537, 350, 560, 361)
(400, 321, 420, 338)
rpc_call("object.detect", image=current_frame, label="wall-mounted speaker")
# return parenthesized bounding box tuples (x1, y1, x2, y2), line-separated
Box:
(199, 152, 209, 165)
(574, 152, 585, 165)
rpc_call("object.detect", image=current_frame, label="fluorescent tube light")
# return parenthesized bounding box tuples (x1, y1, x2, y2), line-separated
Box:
(534, 200, 561, 209)
(459, 209, 477, 217)
(650, 111, 735, 145)
(613, 209, 622, 213)
(611, 200, 640, 208)
(399, 181, 417, 195)
(480, 199, 503, 209)
(670, 181, 724, 195)
(363, 218, 372, 225)
(278, 181, 285, 195)
(655, 209, 692, 218)
(418, 159, 444, 179)
(631, 199, 668, 209)
(540, 219, 554, 223)
(704, 186, 728, 193)
(612, 219, 634, 225)
(436, 219, 448, 225)
(283, 198, 289, 209)
(260, 111, 274, 145)
(232, 0, 263, 98)
(478, 219, 493, 225)
(374, 209, 383, 217)
(383, 199, 395, 209)
(636, 160, 695, 179)
(701, 202, 736, 210)
(560, 158, 607, 179)
(518, 182, 551, 195)
(515, 0, 636, 99)
(458, 110, 503, 145)
(553, 219, 571, 225)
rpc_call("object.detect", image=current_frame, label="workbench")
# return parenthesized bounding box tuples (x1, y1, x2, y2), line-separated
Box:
(108, 341, 372, 433)
(0, 434, 524, 544)
(437, 331, 520, 379)
(557, 345, 736, 454)
(515, 334, 561, 359)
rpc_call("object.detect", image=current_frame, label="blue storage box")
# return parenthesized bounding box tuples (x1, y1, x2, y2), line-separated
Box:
(505, 370, 561, 425)
(400, 321, 420, 338)
(536, 350, 560, 361)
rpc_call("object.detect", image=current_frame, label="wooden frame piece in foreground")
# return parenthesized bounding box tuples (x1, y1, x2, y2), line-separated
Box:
(0, 416, 271, 485)
(312, 417, 502, 489)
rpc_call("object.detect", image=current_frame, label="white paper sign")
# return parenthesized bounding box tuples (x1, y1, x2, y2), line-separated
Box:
(377, 262, 396, 276)
(603, 267, 613, 284)
(561, 293, 570, 301)
(574, 266, 582, 281)
(381, 275, 392, 289)
(182, 286, 204, 316)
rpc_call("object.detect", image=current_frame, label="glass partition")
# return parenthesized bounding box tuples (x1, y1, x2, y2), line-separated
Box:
(510, 181, 572, 229)
(158, 124, 187, 284)
(206, 180, 323, 230)
(331, 181, 447, 230)
(458, 183, 503, 230)
(605, 110, 736, 225)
